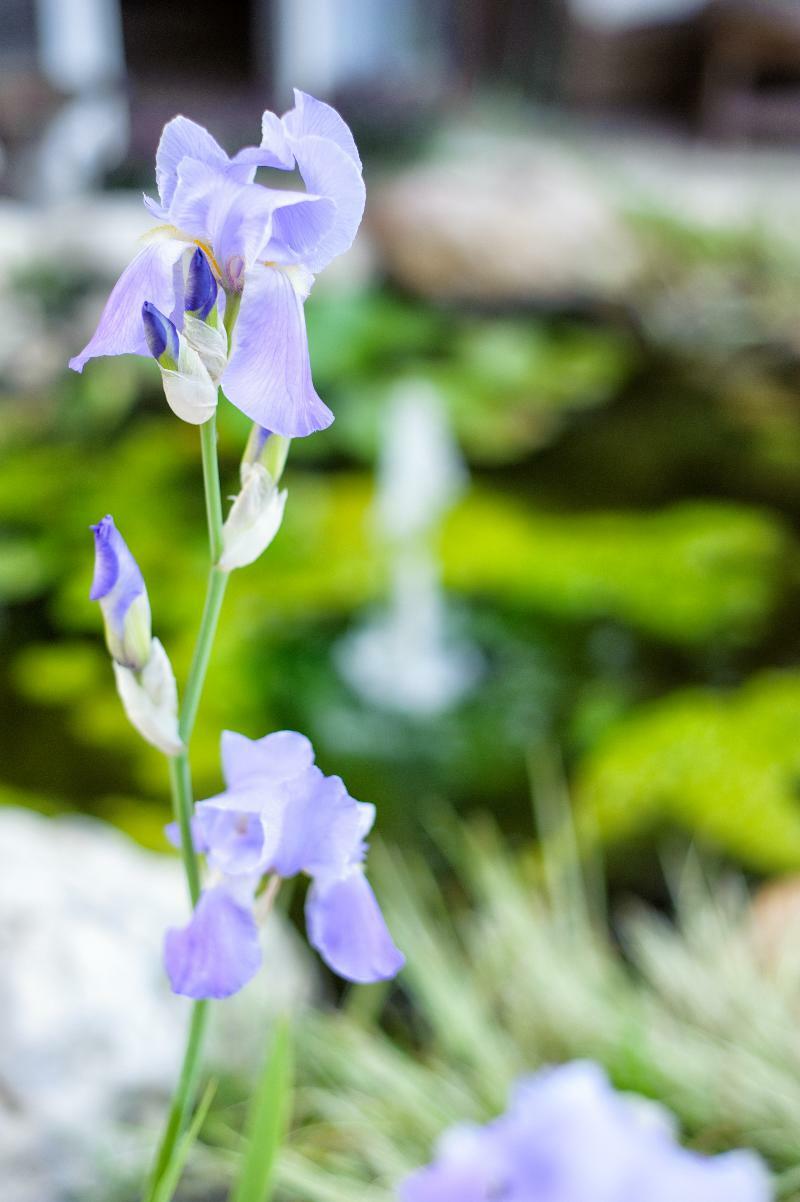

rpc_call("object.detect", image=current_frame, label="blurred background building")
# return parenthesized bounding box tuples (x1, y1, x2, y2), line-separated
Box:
(6, 0, 800, 202)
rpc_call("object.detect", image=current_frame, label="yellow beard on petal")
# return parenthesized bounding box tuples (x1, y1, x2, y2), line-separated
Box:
(140, 225, 225, 283)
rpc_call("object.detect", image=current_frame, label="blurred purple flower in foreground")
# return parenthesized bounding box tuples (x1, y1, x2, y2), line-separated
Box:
(165, 730, 404, 999)
(399, 1062, 771, 1202)
(69, 90, 365, 437)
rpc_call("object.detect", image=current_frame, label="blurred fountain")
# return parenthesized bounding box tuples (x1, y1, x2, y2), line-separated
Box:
(336, 379, 482, 716)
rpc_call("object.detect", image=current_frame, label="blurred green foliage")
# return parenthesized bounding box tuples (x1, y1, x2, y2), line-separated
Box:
(147, 818, 800, 1202)
(575, 670, 800, 873)
(4, 223, 800, 882)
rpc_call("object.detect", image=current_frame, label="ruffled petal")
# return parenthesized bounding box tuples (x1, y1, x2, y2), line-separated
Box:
(164, 885, 261, 1000)
(287, 135, 365, 273)
(169, 160, 272, 279)
(268, 189, 337, 263)
(283, 90, 361, 171)
(155, 115, 230, 210)
(306, 867, 404, 983)
(259, 109, 296, 168)
(69, 237, 186, 371)
(222, 265, 333, 438)
(221, 729, 315, 789)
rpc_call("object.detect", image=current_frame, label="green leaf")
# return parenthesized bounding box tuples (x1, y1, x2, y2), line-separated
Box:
(151, 1079, 217, 1202)
(230, 1016, 294, 1202)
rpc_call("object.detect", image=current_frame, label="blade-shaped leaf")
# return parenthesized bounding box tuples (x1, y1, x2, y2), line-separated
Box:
(231, 1015, 293, 1202)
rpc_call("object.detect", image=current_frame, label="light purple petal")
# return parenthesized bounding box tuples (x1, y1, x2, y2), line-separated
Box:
(155, 115, 230, 210)
(222, 264, 333, 438)
(69, 238, 186, 371)
(164, 816, 209, 854)
(270, 771, 374, 879)
(286, 135, 365, 273)
(221, 729, 315, 789)
(169, 161, 274, 283)
(645, 1149, 771, 1202)
(194, 808, 266, 876)
(164, 886, 261, 1000)
(398, 1162, 489, 1202)
(306, 868, 404, 983)
(282, 90, 362, 171)
(399, 1125, 503, 1202)
(143, 192, 167, 220)
(268, 189, 337, 263)
(237, 109, 295, 171)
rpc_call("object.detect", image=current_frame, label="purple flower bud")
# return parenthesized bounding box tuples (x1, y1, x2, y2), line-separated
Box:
(142, 301, 179, 365)
(184, 247, 218, 319)
(90, 516, 152, 670)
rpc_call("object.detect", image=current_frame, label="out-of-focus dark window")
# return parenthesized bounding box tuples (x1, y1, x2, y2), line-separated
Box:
(120, 0, 257, 81)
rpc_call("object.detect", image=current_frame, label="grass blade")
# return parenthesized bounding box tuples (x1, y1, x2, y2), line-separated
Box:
(151, 1079, 218, 1202)
(230, 1015, 293, 1202)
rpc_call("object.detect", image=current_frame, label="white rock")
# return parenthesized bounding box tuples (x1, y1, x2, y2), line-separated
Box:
(0, 807, 314, 1197)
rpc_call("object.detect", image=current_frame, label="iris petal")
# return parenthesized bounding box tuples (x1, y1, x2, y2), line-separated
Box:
(283, 89, 362, 171)
(222, 265, 333, 437)
(221, 729, 315, 789)
(155, 115, 230, 210)
(306, 868, 405, 983)
(164, 885, 261, 1000)
(288, 135, 365, 274)
(69, 238, 186, 371)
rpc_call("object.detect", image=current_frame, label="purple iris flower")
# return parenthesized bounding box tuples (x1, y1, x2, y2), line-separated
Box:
(164, 730, 404, 999)
(90, 515, 152, 671)
(399, 1063, 771, 1202)
(69, 91, 364, 438)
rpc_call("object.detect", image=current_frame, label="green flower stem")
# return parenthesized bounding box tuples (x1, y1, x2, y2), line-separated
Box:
(145, 416, 230, 1201)
(200, 415, 225, 565)
(144, 1000, 210, 1198)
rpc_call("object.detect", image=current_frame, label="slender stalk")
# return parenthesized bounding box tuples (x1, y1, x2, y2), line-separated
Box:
(167, 755, 201, 905)
(144, 418, 230, 1200)
(200, 415, 225, 565)
(179, 566, 228, 745)
(143, 1000, 210, 1197)
(145, 296, 256, 1201)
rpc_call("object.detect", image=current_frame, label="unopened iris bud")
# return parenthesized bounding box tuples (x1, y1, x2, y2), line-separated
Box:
(181, 250, 227, 386)
(90, 515, 152, 671)
(218, 463, 287, 572)
(90, 515, 183, 755)
(113, 637, 183, 757)
(142, 302, 218, 424)
(242, 425, 290, 485)
(142, 301, 179, 367)
(185, 247, 218, 319)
